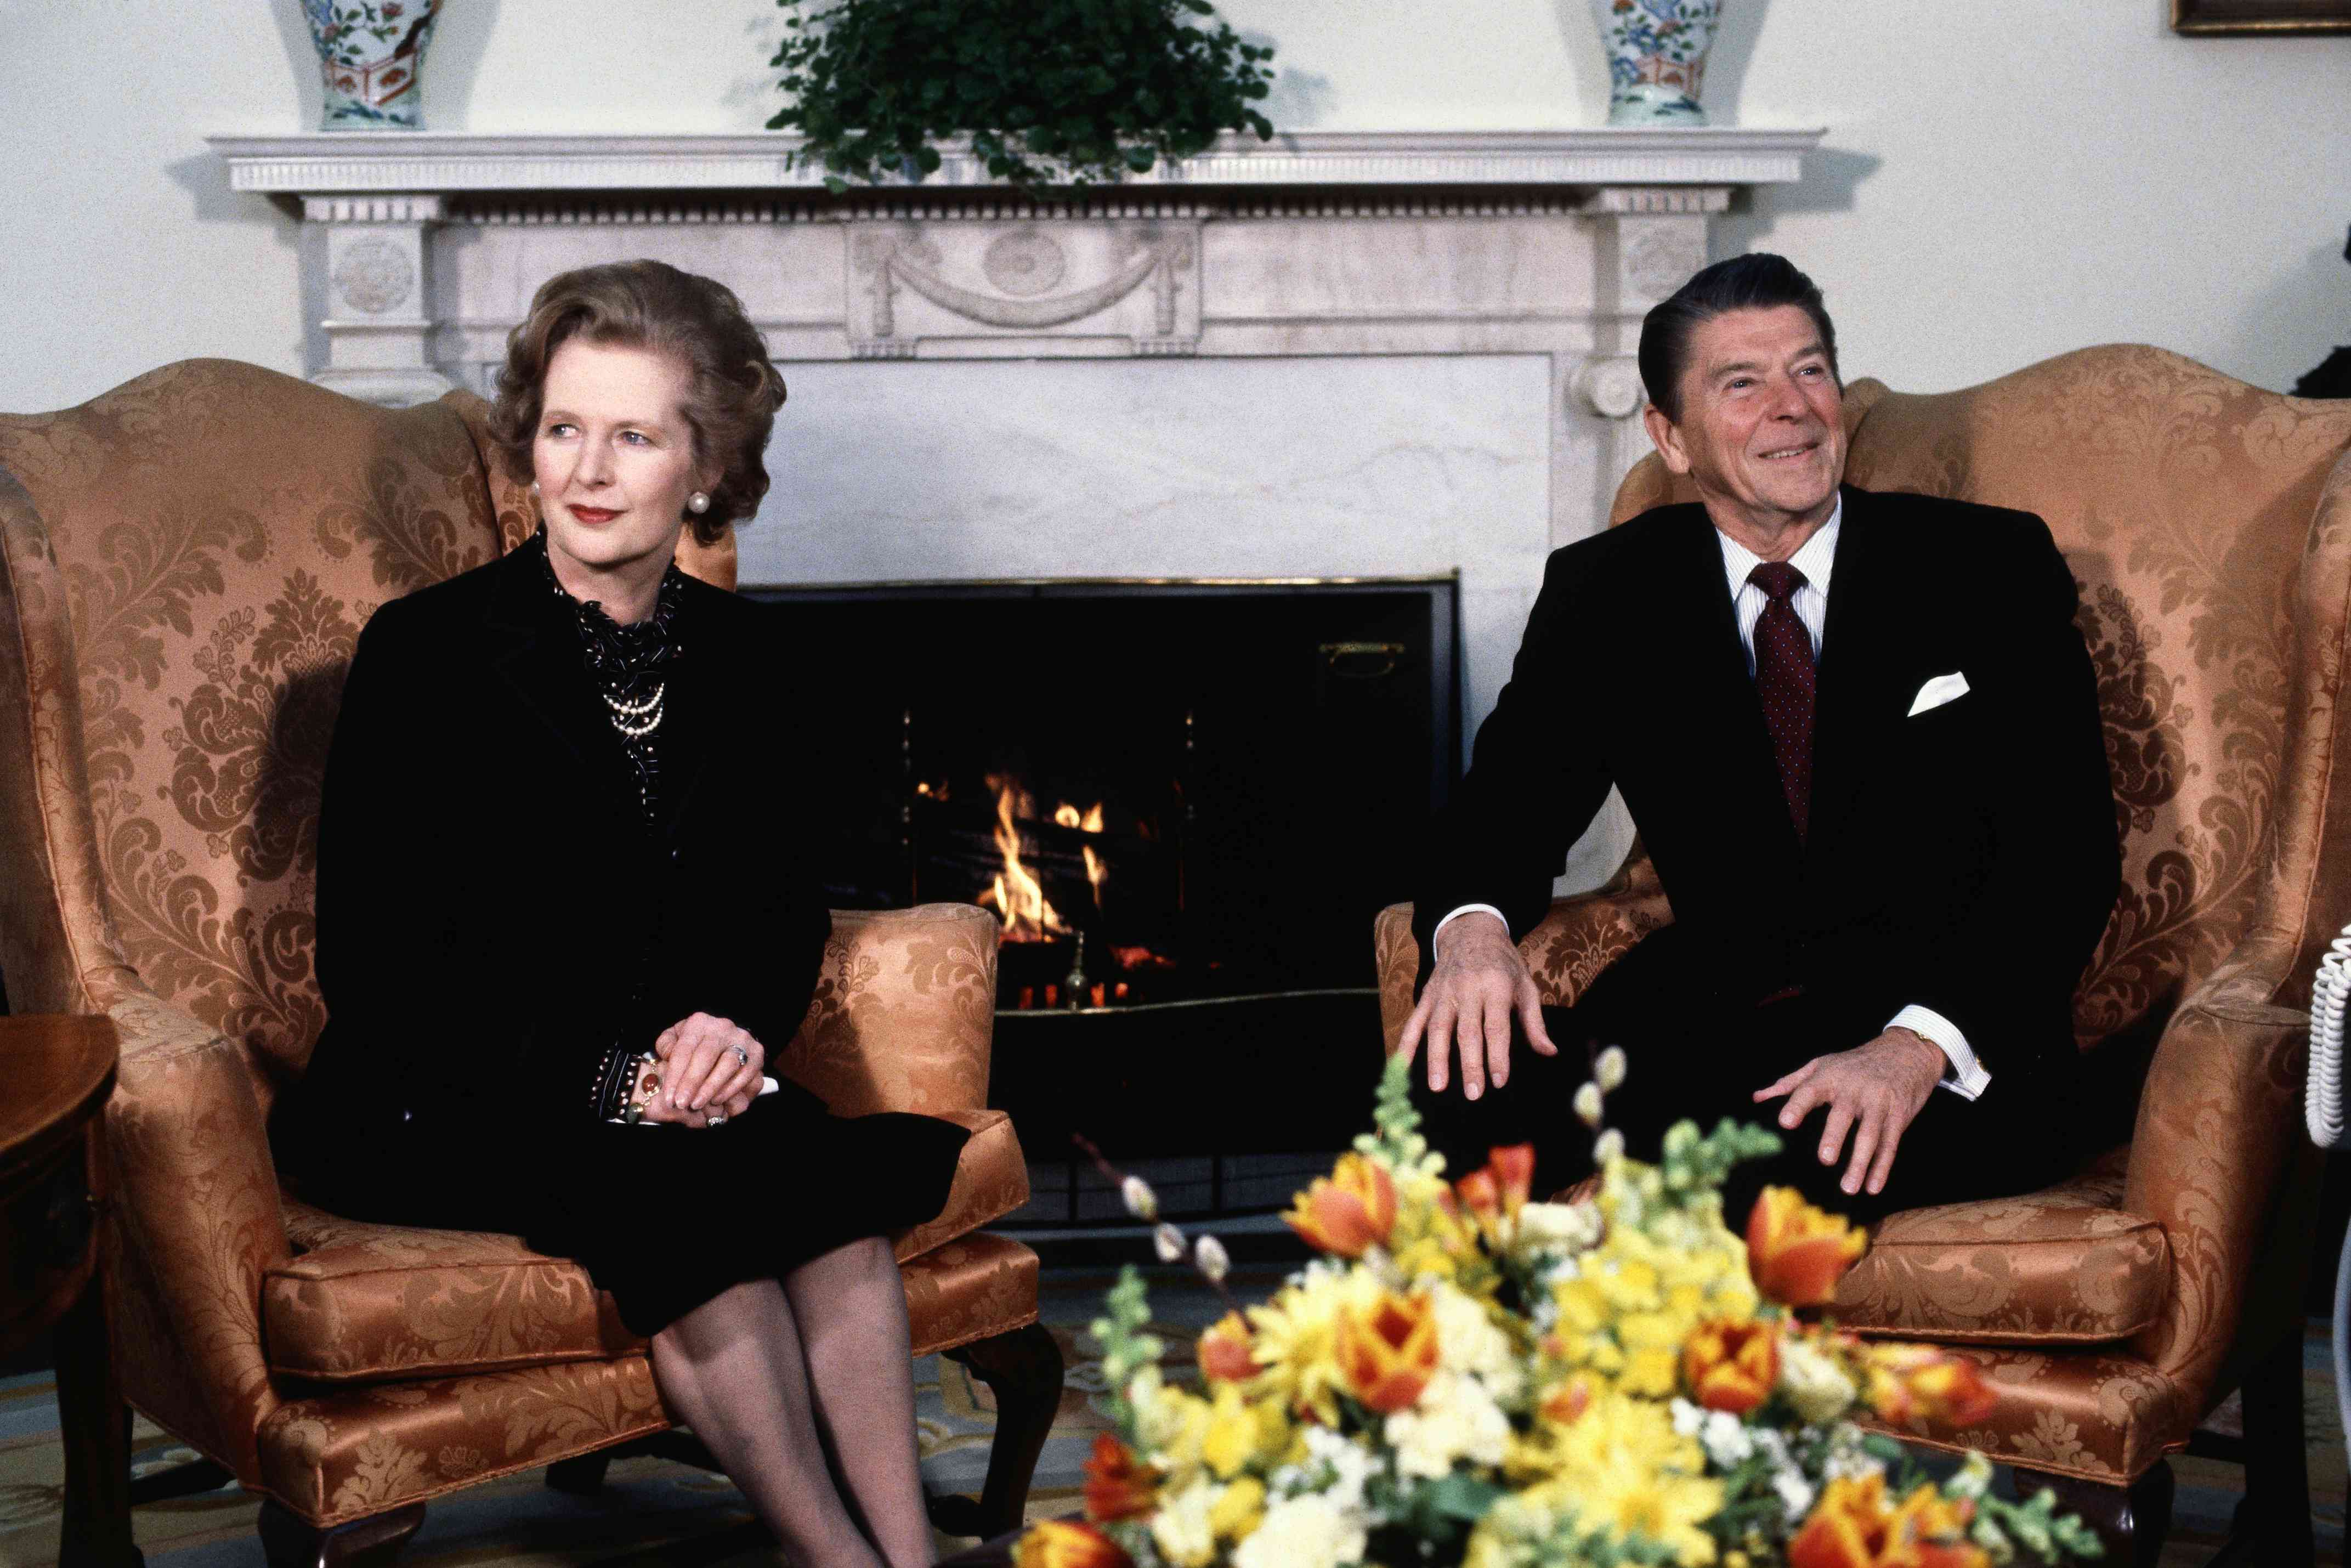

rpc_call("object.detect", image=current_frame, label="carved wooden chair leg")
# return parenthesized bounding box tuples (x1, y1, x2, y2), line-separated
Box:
(256, 1499, 426, 1568)
(930, 1321, 1064, 1540)
(543, 1452, 614, 1495)
(2042, 1461, 2173, 1568)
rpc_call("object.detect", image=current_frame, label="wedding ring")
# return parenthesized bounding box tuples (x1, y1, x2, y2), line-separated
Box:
(730, 1045, 750, 1068)
(706, 1111, 728, 1127)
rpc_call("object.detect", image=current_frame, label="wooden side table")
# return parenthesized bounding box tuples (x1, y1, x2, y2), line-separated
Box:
(0, 1015, 134, 1567)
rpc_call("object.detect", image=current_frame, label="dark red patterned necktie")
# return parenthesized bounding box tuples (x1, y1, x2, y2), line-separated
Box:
(1748, 561, 1816, 842)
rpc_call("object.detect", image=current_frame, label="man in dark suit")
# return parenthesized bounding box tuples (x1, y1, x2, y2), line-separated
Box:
(1399, 254, 2119, 1221)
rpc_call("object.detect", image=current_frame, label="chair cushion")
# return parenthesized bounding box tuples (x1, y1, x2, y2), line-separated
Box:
(1833, 1153, 2171, 1346)
(268, 1109, 1033, 1383)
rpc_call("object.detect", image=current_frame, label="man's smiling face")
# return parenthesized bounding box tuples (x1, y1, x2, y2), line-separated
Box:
(1643, 303, 1846, 542)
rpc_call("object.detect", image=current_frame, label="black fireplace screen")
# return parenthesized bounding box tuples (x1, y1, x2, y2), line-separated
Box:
(752, 576, 1459, 1221)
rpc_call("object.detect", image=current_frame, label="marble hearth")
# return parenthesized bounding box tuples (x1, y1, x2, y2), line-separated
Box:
(211, 129, 1822, 891)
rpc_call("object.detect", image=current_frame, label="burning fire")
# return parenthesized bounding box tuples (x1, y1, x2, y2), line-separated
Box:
(977, 777, 1117, 942)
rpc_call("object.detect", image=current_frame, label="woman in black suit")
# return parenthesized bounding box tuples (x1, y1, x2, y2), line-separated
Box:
(278, 260, 968, 1567)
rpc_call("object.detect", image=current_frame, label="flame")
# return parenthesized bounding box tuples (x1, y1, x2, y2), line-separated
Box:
(1052, 801, 1112, 910)
(977, 774, 1069, 943)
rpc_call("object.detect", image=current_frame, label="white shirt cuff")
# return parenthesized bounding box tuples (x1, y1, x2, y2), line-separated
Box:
(1433, 904, 1510, 947)
(1888, 1004, 1990, 1100)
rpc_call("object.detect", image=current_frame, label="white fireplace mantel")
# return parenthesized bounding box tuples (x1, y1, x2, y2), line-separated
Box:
(209, 126, 1823, 889)
(213, 128, 1821, 196)
(208, 125, 1823, 513)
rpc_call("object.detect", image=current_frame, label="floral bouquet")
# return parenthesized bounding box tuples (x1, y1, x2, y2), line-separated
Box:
(1016, 1052, 2101, 1568)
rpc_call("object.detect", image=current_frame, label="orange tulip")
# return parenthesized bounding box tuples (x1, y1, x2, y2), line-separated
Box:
(1284, 1153, 1398, 1257)
(1746, 1186, 1867, 1307)
(1014, 1518, 1136, 1568)
(1862, 1343, 1997, 1429)
(1455, 1144, 1537, 1244)
(1790, 1474, 1896, 1568)
(1335, 1289, 1440, 1413)
(1681, 1317, 1780, 1415)
(1197, 1310, 1259, 1384)
(1081, 1433, 1161, 1524)
(1789, 1474, 1988, 1568)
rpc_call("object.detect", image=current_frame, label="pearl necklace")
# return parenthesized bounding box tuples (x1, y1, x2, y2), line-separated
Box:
(603, 681, 666, 739)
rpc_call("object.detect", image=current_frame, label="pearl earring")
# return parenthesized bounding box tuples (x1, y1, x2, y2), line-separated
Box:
(688, 492, 710, 514)
(530, 480, 541, 497)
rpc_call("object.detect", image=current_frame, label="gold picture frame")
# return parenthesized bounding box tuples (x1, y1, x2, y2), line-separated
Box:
(2174, 0, 2351, 32)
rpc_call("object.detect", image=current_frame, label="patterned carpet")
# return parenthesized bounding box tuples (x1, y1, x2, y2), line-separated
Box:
(1, 1266, 2341, 1565)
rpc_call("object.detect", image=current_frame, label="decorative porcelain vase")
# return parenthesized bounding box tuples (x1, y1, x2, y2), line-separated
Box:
(303, 0, 443, 129)
(1590, 0, 1721, 126)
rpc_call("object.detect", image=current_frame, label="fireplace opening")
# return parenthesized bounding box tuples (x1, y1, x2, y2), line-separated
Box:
(756, 576, 1458, 1225)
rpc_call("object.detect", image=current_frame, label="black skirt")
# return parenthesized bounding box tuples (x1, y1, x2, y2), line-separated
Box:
(282, 1074, 971, 1339)
(526, 1077, 971, 1336)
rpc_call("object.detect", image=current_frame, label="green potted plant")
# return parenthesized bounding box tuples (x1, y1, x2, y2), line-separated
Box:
(767, 0, 1277, 194)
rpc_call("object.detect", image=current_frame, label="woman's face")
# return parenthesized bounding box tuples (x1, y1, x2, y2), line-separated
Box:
(532, 338, 713, 598)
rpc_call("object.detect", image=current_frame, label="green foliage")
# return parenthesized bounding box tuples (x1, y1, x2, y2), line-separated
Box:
(767, 0, 1276, 195)
(1657, 1118, 1783, 1207)
(1091, 1266, 1164, 1436)
(1359, 1048, 1444, 1175)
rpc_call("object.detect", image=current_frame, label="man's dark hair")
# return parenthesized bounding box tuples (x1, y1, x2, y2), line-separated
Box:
(1638, 252, 1840, 422)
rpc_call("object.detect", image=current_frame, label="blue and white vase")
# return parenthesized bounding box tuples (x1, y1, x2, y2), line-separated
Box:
(303, 0, 443, 129)
(1590, 0, 1721, 126)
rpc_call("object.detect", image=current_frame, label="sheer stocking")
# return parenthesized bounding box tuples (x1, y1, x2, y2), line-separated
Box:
(649, 1278, 886, 1567)
(784, 1236, 937, 1568)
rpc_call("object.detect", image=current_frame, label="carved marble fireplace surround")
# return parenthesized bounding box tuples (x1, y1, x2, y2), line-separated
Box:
(213, 129, 1822, 890)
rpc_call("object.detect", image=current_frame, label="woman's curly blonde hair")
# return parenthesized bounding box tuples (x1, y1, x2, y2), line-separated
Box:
(488, 261, 787, 547)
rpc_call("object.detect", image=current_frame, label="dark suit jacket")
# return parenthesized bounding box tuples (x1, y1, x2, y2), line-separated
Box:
(1414, 485, 2120, 1080)
(279, 544, 831, 1214)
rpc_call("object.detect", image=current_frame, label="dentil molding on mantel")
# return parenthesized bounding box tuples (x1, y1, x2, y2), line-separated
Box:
(212, 128, 1824, 194)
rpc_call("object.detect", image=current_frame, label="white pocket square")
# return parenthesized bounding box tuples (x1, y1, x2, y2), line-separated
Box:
(1907, 671, 1970, 717)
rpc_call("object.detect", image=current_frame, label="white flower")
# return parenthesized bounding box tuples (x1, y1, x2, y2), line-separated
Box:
(1268, 1424, 1381, 1510)
(1194, 1233, 1231, 1283)
(1513, 1199, 1601, 1259)
(1151, 1478, 1219, 1567)
(1232, 1493, 1367, 1568)
(1672, 1397, 1705, 1437)
(1385, 1371, 1510, 1480)
(1122, 1174, 1159, 1220)
(1429, 1282, 1523, 1400)
(1593, 1128, 1625, 1164)
(1773, 1464, 1818, 1522)
(1154, 1222, 1186, 1263)
(1573, 1081, 1605, 1126)
(1778, 1335, 1859, 1425)
(1822, 1424, 1889, 1484)
(1595, 1045, 1628, 1091)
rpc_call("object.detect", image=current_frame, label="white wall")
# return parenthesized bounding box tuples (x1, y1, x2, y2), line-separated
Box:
(4, 1, 2345, 409)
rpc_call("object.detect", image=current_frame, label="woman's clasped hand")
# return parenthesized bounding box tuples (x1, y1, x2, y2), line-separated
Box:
(638, 1010, 766, 1127)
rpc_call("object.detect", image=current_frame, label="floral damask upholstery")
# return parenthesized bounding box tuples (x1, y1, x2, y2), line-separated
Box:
(0, 360, 1042, 1529)
(1377, 346, 2351, 1484)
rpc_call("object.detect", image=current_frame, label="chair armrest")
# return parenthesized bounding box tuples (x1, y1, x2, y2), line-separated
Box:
(892, 1107, 1030, 1261)
(778, 903, 1001, 1118)
(1373, 856, 1674, 1055)
(98, 987, 293, 1482)
(2120, 971, 2313, 1410)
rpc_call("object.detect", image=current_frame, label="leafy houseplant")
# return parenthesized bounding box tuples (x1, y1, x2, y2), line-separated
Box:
(766, 0, 1276, 194)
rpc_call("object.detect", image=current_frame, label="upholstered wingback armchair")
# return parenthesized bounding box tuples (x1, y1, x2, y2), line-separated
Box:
(1376, 346, 2351, 1555)
(0, 360, 1057, 1565)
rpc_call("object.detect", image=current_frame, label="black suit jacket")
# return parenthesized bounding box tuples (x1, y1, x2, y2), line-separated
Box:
(1414, 485, 2120, 1079)
(279, 544, 831, 1208)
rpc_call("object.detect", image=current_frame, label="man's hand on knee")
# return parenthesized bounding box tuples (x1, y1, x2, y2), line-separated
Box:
(1395, 912, 1558, 1100)
(1752, 1028, 1946, 1197)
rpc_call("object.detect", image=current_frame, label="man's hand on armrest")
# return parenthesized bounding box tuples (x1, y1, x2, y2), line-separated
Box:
(1396, 910, 1559, 1100)
(1753, 1028, 1946, 1198)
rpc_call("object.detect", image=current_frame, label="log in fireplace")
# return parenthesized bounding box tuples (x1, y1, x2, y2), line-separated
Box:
(755, 576, 1458, 1224)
